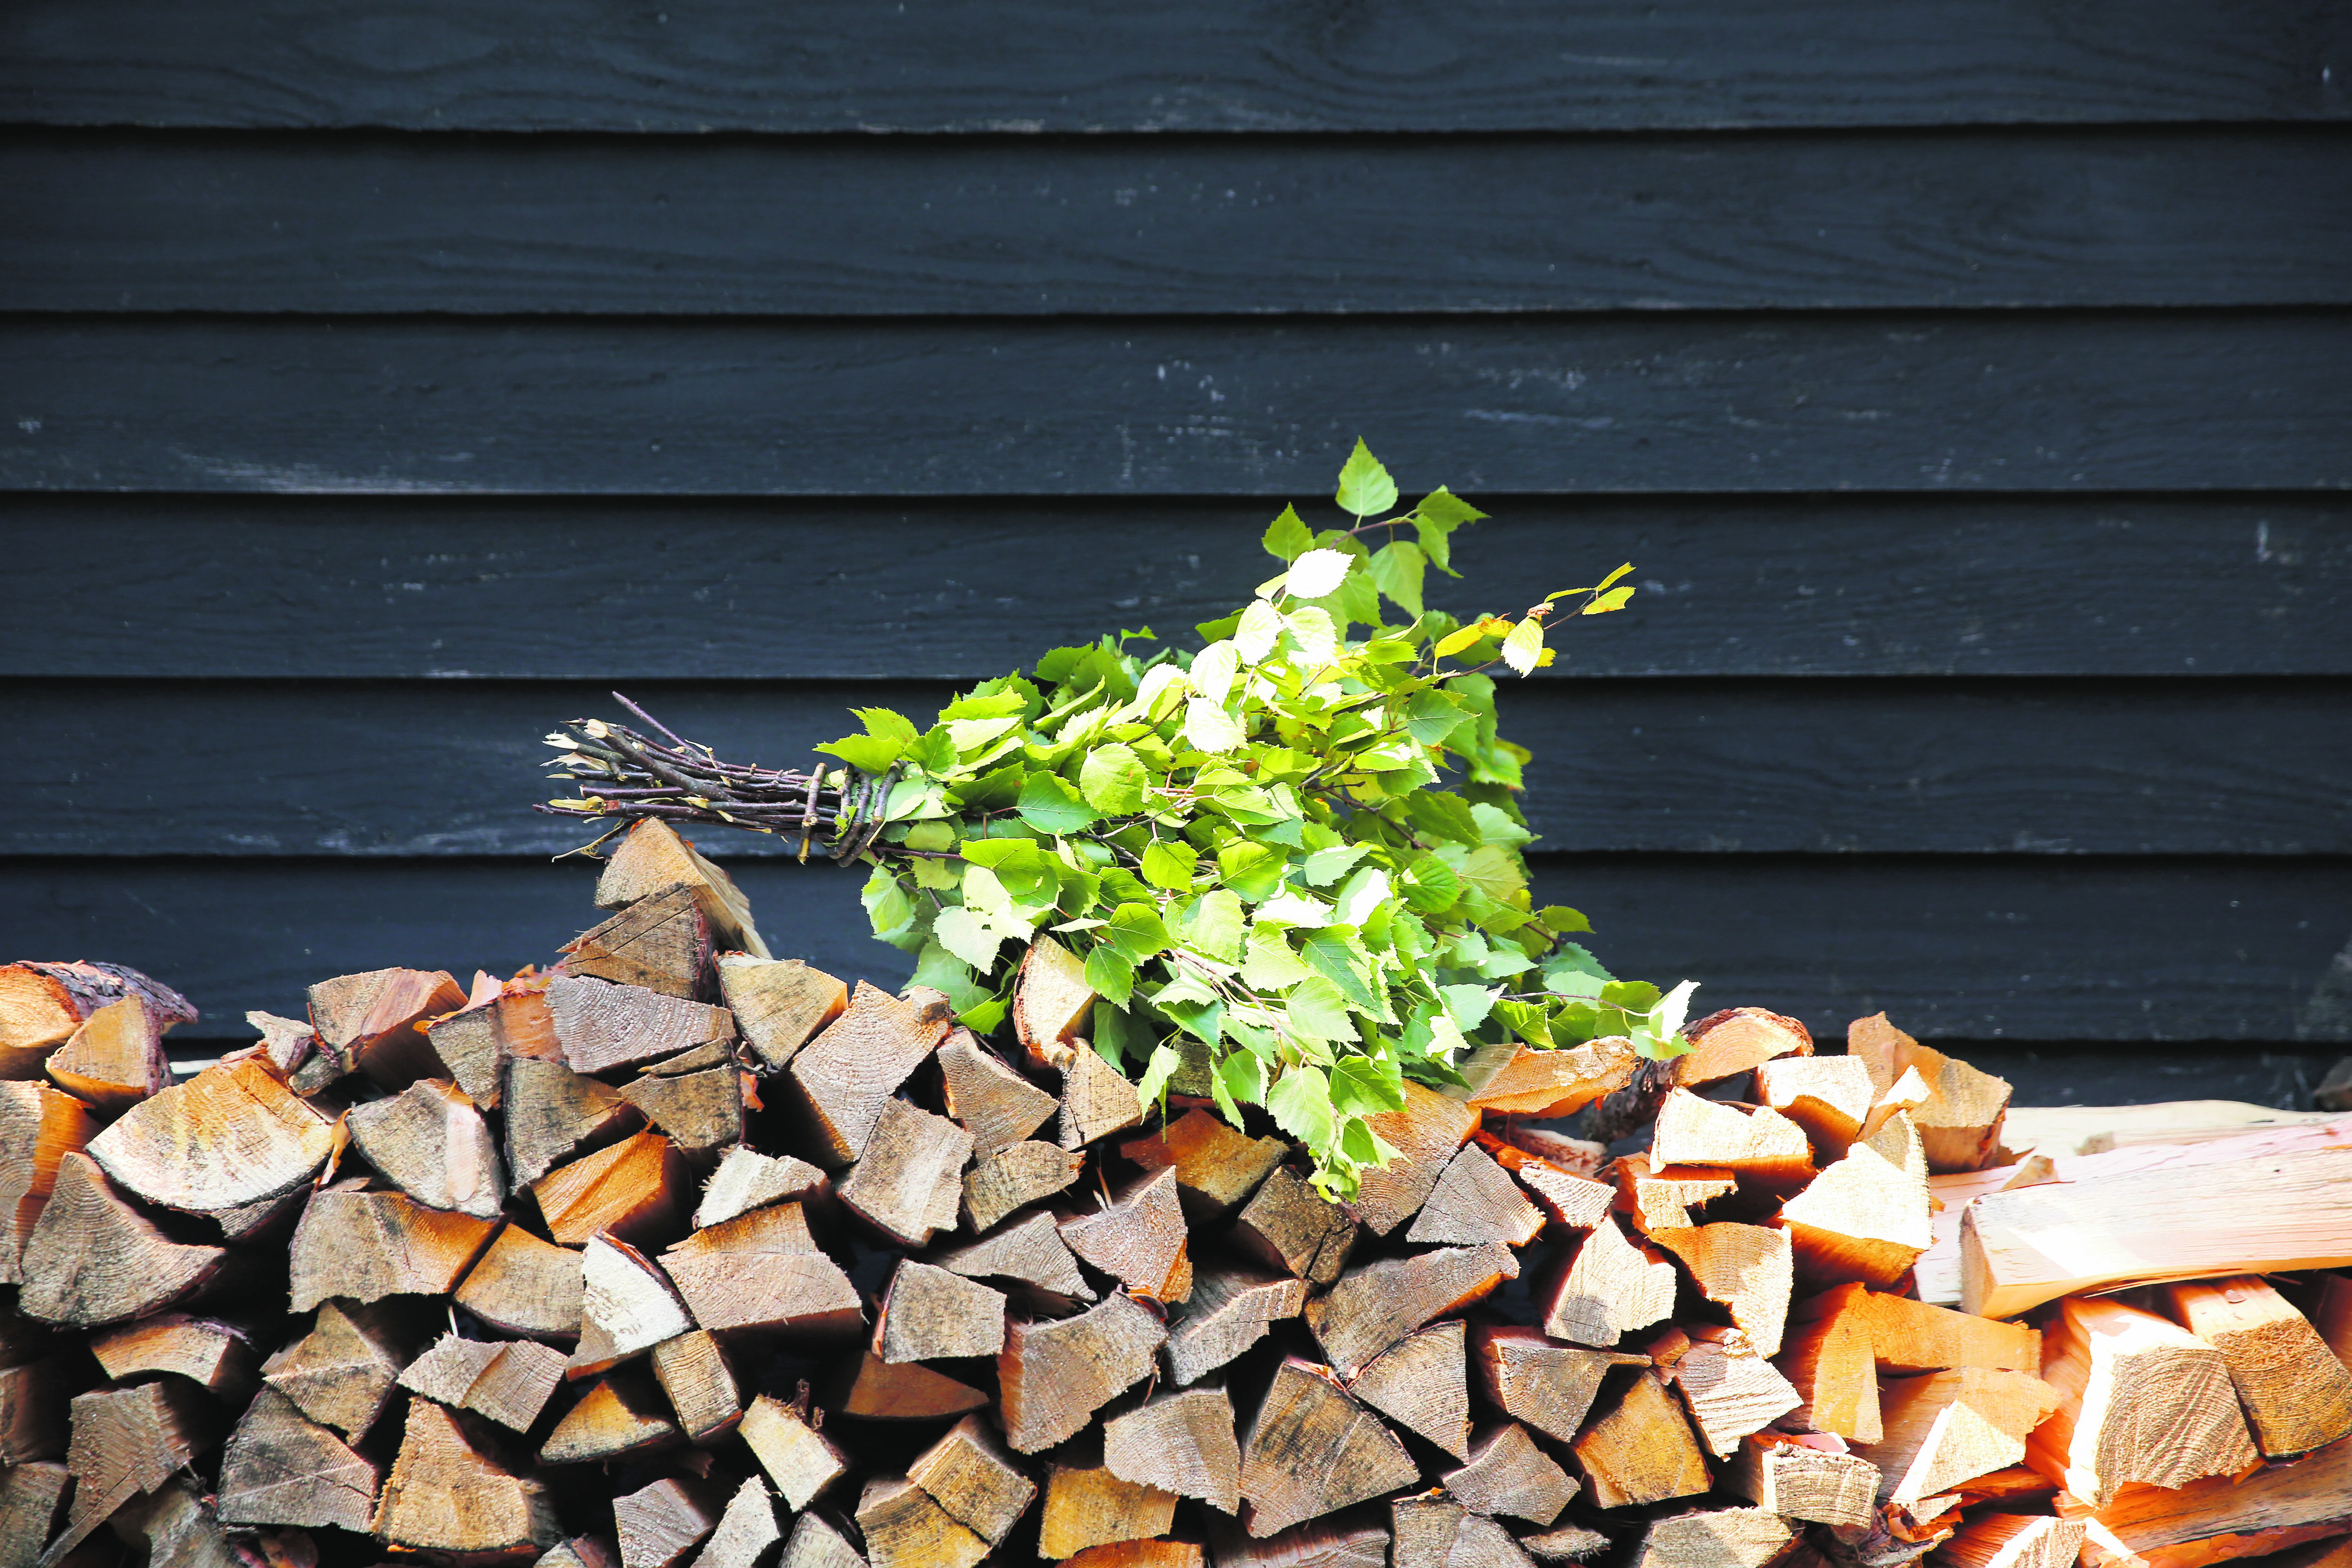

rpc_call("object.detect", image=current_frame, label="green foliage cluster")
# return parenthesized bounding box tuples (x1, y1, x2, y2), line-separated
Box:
(831, 443, 1692, 1195)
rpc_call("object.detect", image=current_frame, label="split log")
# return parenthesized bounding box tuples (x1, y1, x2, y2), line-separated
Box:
(0, 960, 193, 1068)
(621, 1068, 745, 1158)
(1520, 1523, 1614, 1564)
(1038, 1443, 1178, 1560)
(562, 889, 714, 1001)
(1455, 1036, 1639, 1119)
(45, 996, 168, 1112)
(1727, 1435, 1881, 1527)
(1062, 1545, 1205, 1568)
(1673, 1007, 1814, 1087)
(0, 1463, 69, 1568)
(878, 1260, 1006, 1363)
(1652, 1326, 1803, 1456)
(1232, 1165, 1359, 1287)
(1571, 1371, 1711, 1509)
(1443, 1423, 1575, 1525)
(2058, 1435, 2352, 1568)
(2165, 1275, 2352, 1458)
(347, 1076, 505, 1218)
(455, 1223, 586, 1341)
(19, 1153, 225, 1327)
(690, 1479, 780, 1568)
(49, 1380, 212, 1566)
(0, 1082, 96, 1283)
(424, 977, 559, 1111)
(1346, 1081, 1481, 1237)
(1857, 1368, 2061, 1507)
(402, 1334, 566, 1432)
(1103, 1385, 1242, 1512)
(854, 1476, 987, 1568)
(1469, 1325, 1643, 1448)
(2027, 1296, 2259, 1505)
(287, 1185, 499, 1310)
(778, 1511, 865, 1568)
(1474, 1134, 1613, 1229)
(1351, 1320, 1473, 1459)
(1849, 1014, 2013, 1174)
(1305, 1243, 1519, 1379)
(938, 1030, 1058, 1155)
(1163, 1261, 1306, 1387)
(595, 820, 765, 959)
(504, 1058, 641, 1187)
(260, 1300, 412, 1439)
(962, 1140, 1085, 1233)
(739, 1394, 850, 1510)
(997, 1292, 1167, 1453)
(2000, 1102, 2343, 1161)
(1061, 1166, 1190, 1301)
(1935, 1515, 2089, 1568)
(1755, 1056, 1878, 1157)
(717, 957, 844, 1074)
(86, 1059, 332, 1218)
(839, 1352, 989, 1421)
(532, 1131, 689, 1246)
(1612, 1156, 1739, 1235)
(1651, 1091, 1815, 1188)
(1540, 1216, 1677, 1350)
(539, 1374, 678, 1464)
(548, 976, 733, 1077)
(933, 1209, 1094, 1301)
(1012, 937, 1097, 1069)
(88, 1315, 254, 1397)
(1405, 1143, 1542, 1247)
(1055, 1042, 1145, 1149)
(782, 984, 951, 1167)
(215, 1388, 378, 1532)
(0, 1358, 65, 1463)
(838, 1100, 972, 1248)
(659, 1202, 861, 1336)
(613, 1478, 719, 1568)
(109, 1481, 232, 1568)
(1392, 1495, 1537, 1568)
(1633, 1508, 1792, 1568)
(1212, 1514, 1391, 1568)
(695, 1146, 829, 1230)
(307, 967, 468, 1088)
(906, 1414, 1035, 1547)
(579, 1229, 695, 1368)
(1238, 1358, 1419, 1538)
(1782, 1112, 1934, 1290)
(2312, 1272, 2350, 1366)
(1121, 1107, 1287, 1219)
(1778, 1287, 1882, 1442)
(1858, 1288, 2041, 1374)
(1650, 1222, 1793, 1355)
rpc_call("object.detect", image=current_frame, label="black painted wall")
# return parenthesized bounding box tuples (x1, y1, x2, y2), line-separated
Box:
(3, 1, 2348, 1104)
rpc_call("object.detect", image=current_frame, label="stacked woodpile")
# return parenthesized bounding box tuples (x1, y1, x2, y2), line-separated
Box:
(0, 821, 2348, 1568)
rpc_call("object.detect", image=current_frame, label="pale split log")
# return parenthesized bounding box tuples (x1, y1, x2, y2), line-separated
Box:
(777, 1511, 865, 1568)
(660, 1202, 861, 1336)
(87, 1058, 331, 1217)
(18, 1153, 225, 1328)
(1472, 1134, 1613, 1231)
(1996, 1103, 2339, 1161)
(580, 1232, 694, 1370)
(562, 887, 715, 1001)
(288, 1185, 500, 1311)
(1442, 1423, 1575, 1525)
(695, 1146, 829, 1230)
(456, 1224, 587, 1342)
(1849, 1014, 2013, 1174)
(1062, 1544, 1205, 1568)
(2058, 1435, 2352, 1568)
(613, 1479, 718, 1568)
(933, 1209, 1095, 1301)
(1238, 1358, 1419, 1539)
(1055, 1041, 1145, 1149)
(216, 1387, 379, 1532)
(1570, 1371, 1711, 1510)
(687, 1479, 780, 1568)
(962, 1140, 1084, 1233)
(1163, 1261, 1306, 1387)
(1306, 1243, 1519, 1379)
(1121, 1106, 1287, 1219)
(541, 1532, 621, 1568)
(1520, 1522, 1612, 1563)
(538, 1374, 678, 1465)
(1209, 1512, 1391, 1568)
(998, 1292, 1167, 1453)
(261, 1299, 414, 1439)
(1783, 1111, 1935, 1290)
(0, 1082, 96, 1284)
(1779, 1286, 1884, 1442)
(838, 1350, 990, 1421)
(46, 1380, 212, 1568)
(1062, 1166, 1191, 1301)
(1451, 1036, 1639, 1119)
(1103, 1385, 1243, 1512)
(88, 1315, 255, 1398)
(0, 1357, 64, 1463)
(346, 1076, 505, 1218)
(505, 1057, 642, 1187)
(1232, 1165, 1358, 1287)
(1632, 1508, 1793, 1568)
(1539, 1216, 1676, 1350)
(424, 977, 560, 1111)
(782, 983, 951, 1167)
(595, 820, 765, 958)
(1391, 1494, 1537, 1568)
(45, 994, 168, 1114)
(1650, 1222, 1794, 1355)
(2027, 1296, 2258, 1506)
(1858, 1289, 2041, 1374)
(1610, 1155, 1738, 1236)
(837, 1099, 971, 1248)
(1345, 1080, 1481, 1238)
(548, 976, 733, 1077)
(307, 967, 468, 1089)
(1755, 1055, 1878, 1157)
(1350, 1320, 1473, 1460)
(1039, 1441, 1179, 1560)
(878, 1259, 1006, 1363)
(2165, 1275, 2352, 1457)
(1484, 1122, 1606, 1179)
(1651, 1090, 1815, 1188)
(403, 1334, 566, 1432)
(1468, 1325, 1643, 1448)
(1013, 936, 1097, 1069)
(854, 1477, 987, 1568)
(0, 960, 194, 1066)
(1651, 1325, 1802, 1456)
(209, 1183, 309, 1245)
(717, 956, 843, 1073)
(937, 1029, 1057, 1155)
(1674, 1007, 1814, 1085)
(1727, 1435, 1882, 1527)
(1406, 1142, 1543, 1247)
(906, 1413, 1036, 1546)
(0, 1463, 68, 1568)
(109, 1480, 234, 1568)
(1864, 1065, 1936, 1144)
(1933, 1515, 2090, 1568)
(532, 1130, 688, 1246)
(739, 1394, 850, 1511)
(1858, 1368, 2062, 1507)
(621, 1068, 744, 1158)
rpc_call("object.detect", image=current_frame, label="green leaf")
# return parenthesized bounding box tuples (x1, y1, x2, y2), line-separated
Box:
(1366, 541, 1425, 618)
(909, 942, 988, 1012)
(1176, 889, 1245, 964)
(1102, 902, 1171, 964)
(1412, 486, 1486, 577)
(1261, 504, 1314, 562)
(1301, 927, 1378, 1010)
(1283, 977, 1353, 1044)
(1340, 1115, 1399, 1168)
(1501, 615, 1546, 676)
(1241, 927, 1313, 990)
(940, 689, 1027, 721)
(932, 905, 1007, 971)
(1538, 905, 1592, 935)
(1459, 844, 1527, 902)
(1583, 585, 1636, 615)
(849, 707, 918, 746)
(1079, 742, 1148, 815)
(1015, 772, 1101, 834)
(860, 867, 914, 937)
(1216, 840, 1287, 904)
(1329, 1056, 1406, 1118)
(1397, 852, 1461, 915)
(1184, 697, 1246, 754)
(1136, 1042, 1183, 1107)
(814, 734, 901, 774)
(1216, 1049, 1265, 1109)
(1470, 803, 1533, 849)
(1439, 983, 1499, 1033)
(1140, 840, 1199, 891)
(1402, 689, 1473, 747)
(1300, 842, 1372, 889)
(1284, 549, 1353, 601)
(1084, 945, 1136, 1007)
(1266, 1064, 1335, 1152)
(1335, 439, 1399, 519)
(947, 762, 1027, 812)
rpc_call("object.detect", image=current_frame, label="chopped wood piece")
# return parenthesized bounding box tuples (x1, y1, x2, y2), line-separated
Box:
(0, 960, 193, 1065)
(0, 1082, 95, 1283)
(1857, 1288, 2041, 1374)
(1040, 1445, 1178, 1560)
(1571, 1371, 1711, 1509)
(505, 1058, 641, 1187)
(840, 1351, 990, 1421)
(1455, 1037, 1640, 1119)
(19, 1153, 224, 1327)
(1652, 1089, 1815, 1186)
(1935, 1515, 2089, 1568)
(1849, 1014, 2013, 1174)
(784, 984, 951, 1167)
(45, 995, 168, 1111)
(1349, 1320, 1473, 1460)
(1727, 1435, 1880, 1526)
(1240, 1357, 1418, 1538)
(424, 979, 559, 1111)
(643, 1038, 735, 1078)
(2059, 1434, 2352, 1568)
(51, 1380, 212, 1566)
(308, 967, 468, 1089)
(739, 1394, 851, 1510)
(879, 1260, 1005, 1363)
(1520, 1523, 1612, 1564)
(1062, 1166, 1190, 1299)
(550, 976, 733, 1076)
(962, 1139, 1084, 1232)
(2167, 1275, 2352, 1458)
(934, 1209, 1095, 1301)
(582, 1232, 694, 1367)
(778, 1512, 865, 1568)
(1347, 1080, 1481, 1237)
(0, 1355, 64, 1465)
(1611, 1155, 1739, 1235)
(1233, 1164, 1358, 1286)
(854, 1477, 987, 1568)
(907, 1414, 1035, 1546)
(1653, 1327, 1802, 1456)
(1104, 1385, 1243, 1512)
(563, 889, 715, 1001)
(1671, 1007, 1814, 1087)
(689, 1479, 780, 1568)
(1783, 1111, 1934, 1290)
(110, 1480, 232, 1568)
(1211, 1514, 1391, 1568)
(534, 1130, 688, 1246)
(1406, 1143, 1543, 1247)
(216, 1387, 378, 1531)
(1062, 1545, 1205, 1568)
(1013, 937, 1097, 1068)
(1487, 1121, 1607, 1177)
(1474, 1134, 1614, 1229)
(1443, 1423, 1575, 1525)
(1650, 1222, 1793, 1356)
(261, 1300, 412, 1439)
(717, 957, 843, 1073)
(2318, 1274, 2352, 1366)
(650, 1331, 740, 1441)
(1306, 1243, 1519, 1379)
(1163, 1261, 1307, 1387)
(1632, 1508, 1792, 1568)
(839, 1100, 971, 1247)
(596, 820, 765, 958)
(998, 1292, 1167, 1453)
(695, 1146, 829, 1230)
(88, 1058, 331, 1219)
(456, 1225, 586, 1342)
(0, 1463, 69, 1568)
(1540, 1216, 1676, 1350)
(937, 1029, 1057, 1155)
(1778, 1287, 1882, 1442)
(1469, 1325, 1643, 1448)
(1055, 1041, 1145, 1149)
(614, 1478, 718, 1568)
(1755, 1056, 1878, 1156)
(287, 1185, 499, 1310)
(346, 1076, 505, 1218)
(2028, 1296, 2258, 1506)
(621, 1068, 744, 1157)
(1391, 1495, 1537, 1568)
(539, 1374, 678, 1464)
(1857, 1368, 2061, 1507)
(661, 1202, 861, 1336)
(1864, 1063, 1935, 1142)
(402, 1335, 566, 1432)
(2001, 1103, 2343, 1161)
(89, 1315, 254, 1397)
(1122, 1107, 1287, 1218)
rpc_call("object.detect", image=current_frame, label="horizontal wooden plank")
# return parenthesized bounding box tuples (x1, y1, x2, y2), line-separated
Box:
(8, 127, 2348, 314)
(3, 0, 2342, 131)
(7, 854, 2344, 1043)
(12, 678, 2348, 858)
(7, 494, 2343, 679)
(8, 313, 2350, 496)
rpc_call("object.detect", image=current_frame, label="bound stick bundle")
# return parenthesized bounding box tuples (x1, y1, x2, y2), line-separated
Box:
(2, 821, 2346, 1568)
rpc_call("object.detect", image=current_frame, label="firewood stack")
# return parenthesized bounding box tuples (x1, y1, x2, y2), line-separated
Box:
(0, 820, 2348, 1568)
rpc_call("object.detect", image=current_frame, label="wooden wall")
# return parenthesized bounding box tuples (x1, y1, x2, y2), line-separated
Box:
(3, 0, 2347, 1102)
